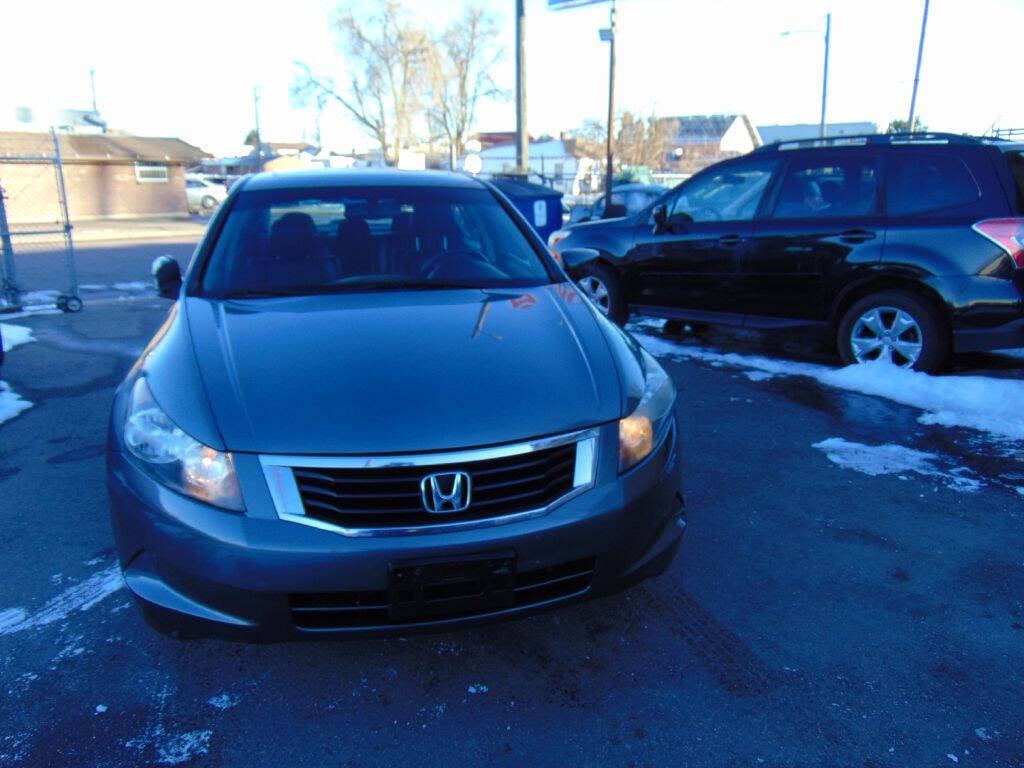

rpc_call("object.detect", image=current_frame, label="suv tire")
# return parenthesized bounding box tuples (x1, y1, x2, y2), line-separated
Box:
(575, 262, 628, 325)
(837, 290, 947, 373)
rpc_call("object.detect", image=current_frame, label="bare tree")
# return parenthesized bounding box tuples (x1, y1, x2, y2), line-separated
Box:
(569, 112, 678, 177)
(293, 0, 430, 164)
(615, 113, 677, 172)
(427, 5, 505, 169)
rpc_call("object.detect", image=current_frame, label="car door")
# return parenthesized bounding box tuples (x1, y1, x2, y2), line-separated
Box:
(626, 157, 779, 318)
(741, 150, 884, 322)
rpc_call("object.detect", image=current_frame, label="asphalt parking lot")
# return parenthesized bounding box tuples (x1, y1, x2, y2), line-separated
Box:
(1, 240, 1023, 767)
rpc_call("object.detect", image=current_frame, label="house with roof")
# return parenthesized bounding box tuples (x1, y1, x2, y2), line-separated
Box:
(0, 130, 209, 222)
(472, 137, 589, 195)
(663, 114, 762, 174)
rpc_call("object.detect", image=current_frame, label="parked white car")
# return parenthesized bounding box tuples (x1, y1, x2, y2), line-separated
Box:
(185, 174, 228, 214)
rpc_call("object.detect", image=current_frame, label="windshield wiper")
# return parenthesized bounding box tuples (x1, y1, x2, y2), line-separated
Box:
(220, 287, 316, 298)
(328, 278, 481, 292)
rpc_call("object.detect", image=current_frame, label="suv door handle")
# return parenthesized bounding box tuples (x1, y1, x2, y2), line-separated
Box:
(839, 229, 876, 244)
(718, 234, 745, 247)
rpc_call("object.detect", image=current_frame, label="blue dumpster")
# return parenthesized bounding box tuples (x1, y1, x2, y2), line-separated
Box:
(488, 178, 563, 243)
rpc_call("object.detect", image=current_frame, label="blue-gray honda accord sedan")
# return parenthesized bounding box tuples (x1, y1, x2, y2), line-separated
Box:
(107, 169, 685, 639)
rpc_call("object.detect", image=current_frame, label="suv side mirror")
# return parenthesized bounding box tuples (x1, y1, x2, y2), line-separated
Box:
(152, 256, 182, 299)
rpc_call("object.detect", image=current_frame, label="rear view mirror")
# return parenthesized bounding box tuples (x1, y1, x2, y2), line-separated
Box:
(652, 204, 668, 231)
(152, 256, 182, 300)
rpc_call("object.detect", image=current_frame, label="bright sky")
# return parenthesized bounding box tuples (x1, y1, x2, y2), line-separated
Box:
(1, 0, 1021, 156)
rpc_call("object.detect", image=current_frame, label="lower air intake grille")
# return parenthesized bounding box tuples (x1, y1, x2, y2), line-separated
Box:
(290, 557, 596, 630)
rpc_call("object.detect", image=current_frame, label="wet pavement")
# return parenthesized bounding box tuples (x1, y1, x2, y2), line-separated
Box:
(1, 285, 1023, 767)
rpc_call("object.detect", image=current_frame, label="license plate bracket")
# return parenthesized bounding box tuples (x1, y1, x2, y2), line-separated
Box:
(388, 551, 516, 622)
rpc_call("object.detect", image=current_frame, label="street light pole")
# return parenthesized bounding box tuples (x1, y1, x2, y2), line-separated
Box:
(604, 0, 616, 198)
(781, 13, 831, 139)
(819, 12, 830, 138)
(908, 0, 930, 133)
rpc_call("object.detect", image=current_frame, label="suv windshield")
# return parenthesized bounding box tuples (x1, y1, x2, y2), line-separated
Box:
(200, 185, 553, 297)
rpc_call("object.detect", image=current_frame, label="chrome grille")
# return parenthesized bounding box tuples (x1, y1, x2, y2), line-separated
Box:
(294, 443, 576, 529)
(260, 428, 599, 536)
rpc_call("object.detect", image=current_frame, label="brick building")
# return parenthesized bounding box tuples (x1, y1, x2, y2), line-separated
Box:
(0, 131, 209, 223)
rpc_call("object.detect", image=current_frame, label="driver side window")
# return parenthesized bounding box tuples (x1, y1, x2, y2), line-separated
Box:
(669, 158, 778, 222)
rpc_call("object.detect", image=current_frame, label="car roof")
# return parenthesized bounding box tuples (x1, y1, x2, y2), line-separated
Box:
(752, 132, 996, 155)
(242, 168, 486, 192)
(611, 183, 666, 192)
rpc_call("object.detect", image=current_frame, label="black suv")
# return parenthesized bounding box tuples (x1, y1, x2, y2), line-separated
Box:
(549, 134, 1024, 372)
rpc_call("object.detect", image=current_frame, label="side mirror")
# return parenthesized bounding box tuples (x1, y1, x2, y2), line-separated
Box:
(558, 247, 600, 273)
(604, 203, 627, 219)
(652, 204, 668, 232)
(152, 256, 182, 300)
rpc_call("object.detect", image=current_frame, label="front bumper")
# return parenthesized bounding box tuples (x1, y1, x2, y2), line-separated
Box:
(107, 422, 685, 640)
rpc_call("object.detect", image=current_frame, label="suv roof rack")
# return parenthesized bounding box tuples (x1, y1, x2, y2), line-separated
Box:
(754, 132, 986, 152)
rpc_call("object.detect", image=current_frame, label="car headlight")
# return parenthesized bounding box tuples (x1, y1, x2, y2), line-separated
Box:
(547, 228, 571, 252)
(619, 349, 675, 473)
(122, 378, 243, 511)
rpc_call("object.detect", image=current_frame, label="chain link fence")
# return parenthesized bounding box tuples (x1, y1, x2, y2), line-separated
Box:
(0, 130, 81, 313)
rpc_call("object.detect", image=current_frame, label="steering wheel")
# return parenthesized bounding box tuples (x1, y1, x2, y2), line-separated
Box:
(419, 250, 489, 279)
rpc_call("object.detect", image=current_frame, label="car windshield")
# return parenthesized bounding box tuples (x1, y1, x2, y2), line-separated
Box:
(199, 184, 553, 297)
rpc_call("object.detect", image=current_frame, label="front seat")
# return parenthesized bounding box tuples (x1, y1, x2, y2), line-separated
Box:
(269, 212, 325, 285)
(334, 217, 375, 278)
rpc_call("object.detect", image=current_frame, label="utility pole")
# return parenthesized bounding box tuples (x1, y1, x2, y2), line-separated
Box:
(89, 68, 98, 113)
(908, 0, 930, 133)
(253, 86, 263, 172)
(603, 0, 616, 197)
(819, 12, 830, 138)
(515, 0, 528, 174)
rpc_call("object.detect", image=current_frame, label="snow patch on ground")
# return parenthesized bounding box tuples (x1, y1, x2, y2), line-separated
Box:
(0, 382, 32, 426)
(1, 323, 37, 425)
(207, 693, 240, 711)
(0, 565, 124, 635)
(155, 731, 212, 766)
(19, 290, 60, 305)
(633, 331, 1024, 442)
(0, 732, 32, 763)
(813, 438, 984, 493)
(1, 323, 35, 352)
(0, 306, 62, 319)
(113, 281, 152, 292)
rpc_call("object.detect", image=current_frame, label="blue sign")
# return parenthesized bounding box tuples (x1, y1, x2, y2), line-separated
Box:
(547, 0, 610, 9)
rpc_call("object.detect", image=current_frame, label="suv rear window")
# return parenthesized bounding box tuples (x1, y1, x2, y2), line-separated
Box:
(1003, 149, 1024, 213)
(887, 154, 980, 216)
(199, 186, 553, 297)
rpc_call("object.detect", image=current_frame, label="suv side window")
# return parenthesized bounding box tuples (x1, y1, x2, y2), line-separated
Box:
(770, 155, 880, 219)
(669, 158, 778, 222)
(887, 154, 980, 216)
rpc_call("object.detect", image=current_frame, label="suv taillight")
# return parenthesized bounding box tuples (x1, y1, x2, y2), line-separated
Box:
(972, 218, 1024, 268)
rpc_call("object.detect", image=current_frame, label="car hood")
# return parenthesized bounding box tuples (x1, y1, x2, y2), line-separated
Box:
(183, 285, 622, 454)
